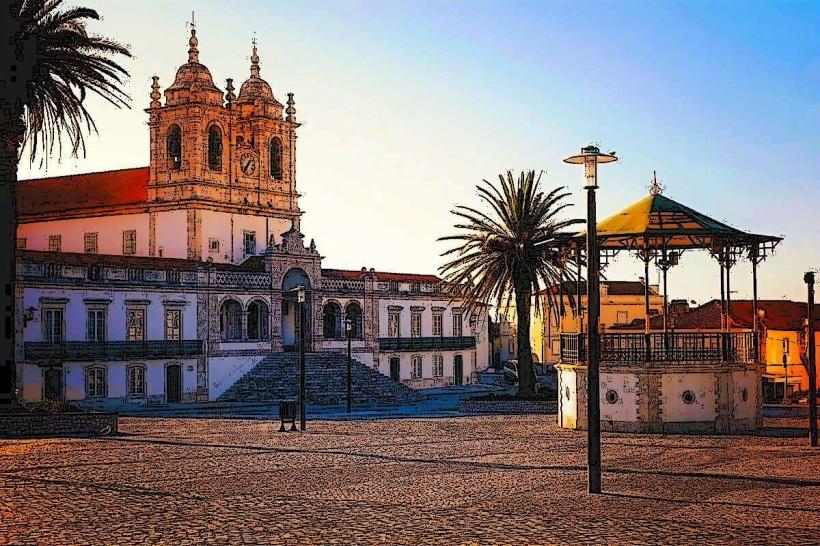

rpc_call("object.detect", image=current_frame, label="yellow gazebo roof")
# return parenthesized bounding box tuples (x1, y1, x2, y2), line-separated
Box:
(575, 192, 781, 251)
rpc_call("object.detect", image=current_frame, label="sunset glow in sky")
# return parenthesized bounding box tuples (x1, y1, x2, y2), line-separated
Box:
(18, 0, 820, 303)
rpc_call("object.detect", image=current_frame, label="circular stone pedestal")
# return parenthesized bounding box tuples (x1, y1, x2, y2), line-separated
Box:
(555, 362, 762, 434)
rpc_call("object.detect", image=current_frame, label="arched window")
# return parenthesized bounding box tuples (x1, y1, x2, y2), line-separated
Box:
(247, 300, 270, 341)
(167, 125, 182, 170)
(345, 301, 363, 340)
(207, 125, 223, 171)
(323, 302, 341, 339)
(269, 137, 282, 180)
(220, 299, 243, 341)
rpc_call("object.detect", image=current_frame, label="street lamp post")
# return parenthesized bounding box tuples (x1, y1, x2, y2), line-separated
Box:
(805, 272, 817, 447)
(564, 145, 618, 495)
(292, 285, 307, 431)
(345, 317, 353, 413)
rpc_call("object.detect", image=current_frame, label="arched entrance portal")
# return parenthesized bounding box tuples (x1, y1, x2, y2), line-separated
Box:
(281, 268, 312, 351)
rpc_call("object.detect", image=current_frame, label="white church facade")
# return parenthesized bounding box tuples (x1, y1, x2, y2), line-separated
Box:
(14, 29, 489, 406)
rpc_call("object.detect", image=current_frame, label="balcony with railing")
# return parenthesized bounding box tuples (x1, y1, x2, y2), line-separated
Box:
(379, 336, 476, 352)
(558, 331, 756, 365)
(25, 340, 203, 362)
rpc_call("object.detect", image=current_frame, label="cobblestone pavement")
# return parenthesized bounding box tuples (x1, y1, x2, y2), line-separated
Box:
(2, 416, 819, 545)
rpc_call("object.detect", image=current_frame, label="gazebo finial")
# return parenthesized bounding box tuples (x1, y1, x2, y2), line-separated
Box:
(649, 170, 664, 195)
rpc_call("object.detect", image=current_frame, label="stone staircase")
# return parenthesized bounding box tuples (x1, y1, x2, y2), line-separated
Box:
(217, 352, 424, 406)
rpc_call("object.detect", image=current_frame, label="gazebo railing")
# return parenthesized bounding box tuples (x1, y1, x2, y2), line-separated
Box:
(559, 332, 755, 364)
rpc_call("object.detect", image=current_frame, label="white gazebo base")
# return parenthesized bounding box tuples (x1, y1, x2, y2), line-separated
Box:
(556, 362, 762, 434)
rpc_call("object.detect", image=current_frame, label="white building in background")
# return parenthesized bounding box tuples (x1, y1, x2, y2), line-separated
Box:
(15, 29, 489, 405)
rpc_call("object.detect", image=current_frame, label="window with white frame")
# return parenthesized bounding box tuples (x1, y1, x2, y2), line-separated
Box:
(432, 313, 443, 337)
(48, 235, 61, 252)
(86, 367, 107, 398)
(243, 231, 256, 255)
(122, 230, 137, 255)
(43, 308, 63, 343)
(388, 312, 400, 338)
(411, 313, 421, 338)
(84, 232, 98, 254)
(453, 313, 463, 337)
(411, 355, 423, 379)
(127, 365, 145, 396)
(616, 310, 628, 324)
(86, 308, 106, 342)
(208, 238, 220, 254)
(433, 355, 443, 377)
(127, 308, 145, 342)
(165, 309, 181, 341)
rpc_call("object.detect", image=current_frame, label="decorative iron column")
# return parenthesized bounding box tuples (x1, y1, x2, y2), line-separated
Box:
(565, 145, 618, 495)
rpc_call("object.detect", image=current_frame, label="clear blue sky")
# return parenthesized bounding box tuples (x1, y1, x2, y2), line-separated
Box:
(19, 0, 820, 303)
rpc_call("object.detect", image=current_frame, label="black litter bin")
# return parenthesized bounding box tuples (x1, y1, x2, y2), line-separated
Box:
(279, 400, 298, 432)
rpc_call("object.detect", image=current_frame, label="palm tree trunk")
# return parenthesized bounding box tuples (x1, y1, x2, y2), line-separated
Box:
(0, 115, 24, 405)
(515, 277, 536, 396)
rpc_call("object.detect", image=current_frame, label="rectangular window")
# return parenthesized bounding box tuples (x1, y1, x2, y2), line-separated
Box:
(453, 313, 463, 337)
(412, 356, 423, 379)
(388, 312, 400, 338)
(127, 366, 145, 396)
(43, 308, 63, 343)
(127, 309, 145, 342)
(122, 230, 137, 255)
(86, 309, 106, 342)
(208, 238, 220, 253)
(48, 235, 61, 252)
(84, 232, 98, 254)
(16, 237, 26, 249)
(243, 231, 256, 255)
(165, 309, 181, 341)
(411, 313, 421, 338)
(432, 313, 443, 337)
(433, 355, 443, 377)
(616, 310, 628, 324)
(86, 367, 106, 398)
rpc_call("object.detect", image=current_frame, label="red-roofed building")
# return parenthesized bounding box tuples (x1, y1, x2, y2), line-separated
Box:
(13, 29, 489, 407)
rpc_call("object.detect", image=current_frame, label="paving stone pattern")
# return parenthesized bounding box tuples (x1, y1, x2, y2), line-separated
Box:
(1, 415, 819, 545)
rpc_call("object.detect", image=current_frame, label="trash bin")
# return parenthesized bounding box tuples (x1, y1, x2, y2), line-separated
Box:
(279, 399, 298, 432)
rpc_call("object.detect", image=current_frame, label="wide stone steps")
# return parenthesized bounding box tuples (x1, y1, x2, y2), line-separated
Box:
(217, 352, 424, 406)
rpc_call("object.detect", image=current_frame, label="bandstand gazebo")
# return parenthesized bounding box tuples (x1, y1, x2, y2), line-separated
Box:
(556, 180, 782, 434)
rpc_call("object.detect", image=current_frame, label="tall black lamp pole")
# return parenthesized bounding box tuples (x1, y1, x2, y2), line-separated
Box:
(345, 317, 353, 413)
(564, 145, 618, 494)
(805, 272, 817, 447)
(293, 285, 307, 431)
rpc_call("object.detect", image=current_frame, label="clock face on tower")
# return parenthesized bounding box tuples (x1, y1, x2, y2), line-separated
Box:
(240, 152, 257, 176)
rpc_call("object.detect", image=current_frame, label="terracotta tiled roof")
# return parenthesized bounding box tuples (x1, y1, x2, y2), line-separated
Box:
(611, 299, 820, 331)
(542, 280, 657, 297)
(322, 269, 441, 284)
(18, 167, 149, 217)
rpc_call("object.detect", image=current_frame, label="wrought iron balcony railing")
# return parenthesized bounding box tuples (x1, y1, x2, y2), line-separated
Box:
(25, 340, 203, 362)
(558, 331, 756, 364)
(379, 336, 476, 352)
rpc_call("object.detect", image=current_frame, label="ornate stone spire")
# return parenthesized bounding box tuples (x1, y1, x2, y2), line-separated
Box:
(188, 28, 199, 63)
(149, 75, 161, 108)
(286, 93, 296, 122)
(250, 36, 261, 78)
(649, 170, 664, 195)
(225, 78, 236, 108)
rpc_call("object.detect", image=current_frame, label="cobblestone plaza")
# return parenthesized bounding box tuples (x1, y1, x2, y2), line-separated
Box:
(1, 415, 819, 545)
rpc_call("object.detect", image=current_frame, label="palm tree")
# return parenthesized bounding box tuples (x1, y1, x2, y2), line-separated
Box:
(439, 170, 581, 395)
(0, 0, 131, 403)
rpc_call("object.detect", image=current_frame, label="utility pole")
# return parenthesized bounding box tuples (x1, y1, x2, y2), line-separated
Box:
(805, 272, 817, 447)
